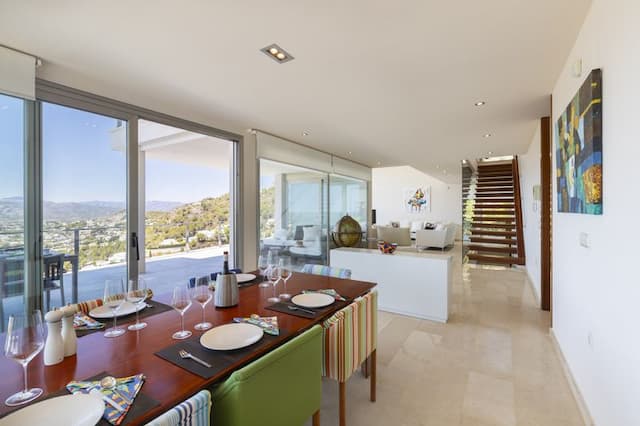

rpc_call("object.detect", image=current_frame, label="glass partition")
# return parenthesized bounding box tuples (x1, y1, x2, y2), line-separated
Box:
(259, 160, 328, 270)
(329, 174, 368, 234)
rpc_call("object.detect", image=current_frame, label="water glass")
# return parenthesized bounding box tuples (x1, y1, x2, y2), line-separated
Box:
(258, 255, 270, 288)
(104, 278, 126, 338)
(4, 310, 45, 406)
(278, 257, 292, 300)
(267, 265, 281, 303)
(193, 277, 212, 331)
(171, 285, 193, 339)
(126, 276, 148, 331)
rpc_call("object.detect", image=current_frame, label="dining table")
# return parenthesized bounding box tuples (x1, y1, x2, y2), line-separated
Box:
(0, 271, 376, 425)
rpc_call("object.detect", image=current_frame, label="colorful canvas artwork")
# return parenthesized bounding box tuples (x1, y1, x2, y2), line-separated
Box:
(556, 68, 603, 214)
(404, 187, 430, 213)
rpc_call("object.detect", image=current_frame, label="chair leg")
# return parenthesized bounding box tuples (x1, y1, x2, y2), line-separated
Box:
(312, 409, 320, 426)
(59, 275, 65, 306)
(362, 357, 369, 378)
(339, 381, 346, 426)
(370, 349, 377, 402)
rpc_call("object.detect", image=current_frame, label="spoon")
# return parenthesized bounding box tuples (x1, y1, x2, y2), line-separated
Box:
(100, 376, 133, 404)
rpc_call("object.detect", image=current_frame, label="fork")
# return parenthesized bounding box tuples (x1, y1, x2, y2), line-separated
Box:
(287, 305, 316, 315)
(178, 349, 212, 368)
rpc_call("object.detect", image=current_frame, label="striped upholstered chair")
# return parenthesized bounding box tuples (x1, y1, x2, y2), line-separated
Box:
(146, 390, 211, 426)
(301, 264, 352, 279)
(66, 289, 154, 315)
(322, 290, 378, 426)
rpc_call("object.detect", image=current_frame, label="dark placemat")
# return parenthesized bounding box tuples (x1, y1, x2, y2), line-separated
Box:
(154, 330, 283, 379)
(77, 300, 174, 337)
(265, 300, 348, 319)
(45, 371, 160, 426)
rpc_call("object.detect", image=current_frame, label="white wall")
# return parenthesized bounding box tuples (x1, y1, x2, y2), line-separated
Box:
(519, 122, 542, 303)
(372, 166, 461, 230)
(551, 1, 640, 424)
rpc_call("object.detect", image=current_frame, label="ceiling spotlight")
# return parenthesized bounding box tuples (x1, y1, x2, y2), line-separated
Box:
(474, 101, 486, 106)
(261, 44, 294, 64)
(488, 151, 493, 155)
(302, 131, 309, 136)
(483, 133, 492, 138)
(348, 151, 353, 155)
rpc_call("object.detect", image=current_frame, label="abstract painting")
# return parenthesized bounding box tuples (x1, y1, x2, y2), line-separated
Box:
(404, 187, 430, 213)
(556, 68, 603, 214)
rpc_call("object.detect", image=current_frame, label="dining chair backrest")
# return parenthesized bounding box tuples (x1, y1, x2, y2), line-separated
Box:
(211, 325, 322, 426)
(145, 389, 211, 426)
(322, 290, 378, 383)
(301, 264, 352, 279)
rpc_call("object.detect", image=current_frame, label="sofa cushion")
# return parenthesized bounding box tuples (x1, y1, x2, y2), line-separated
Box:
(303, 226, 320, 241)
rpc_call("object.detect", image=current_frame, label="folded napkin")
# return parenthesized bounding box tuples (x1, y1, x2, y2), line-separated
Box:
(302, 288, 347, 301)
(66, 374, 145, 425)
(73, 313, 104, 330)
(233, 314, 279, 335)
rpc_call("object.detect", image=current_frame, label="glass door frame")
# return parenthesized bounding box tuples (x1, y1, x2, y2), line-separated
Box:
(24, 79, 242, 302)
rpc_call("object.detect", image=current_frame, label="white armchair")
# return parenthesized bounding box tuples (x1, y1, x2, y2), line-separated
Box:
(415, 224, 455, 250)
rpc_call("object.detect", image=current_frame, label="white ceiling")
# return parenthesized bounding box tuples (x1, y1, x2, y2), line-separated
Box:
(0, 0, 591, 182)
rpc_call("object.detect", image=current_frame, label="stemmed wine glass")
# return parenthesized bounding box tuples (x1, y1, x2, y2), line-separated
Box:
(278, 257, 292, 300)
(4, 310, 45, 406)
(126, 276, 148, 331)
(258, 255, 270, 288)
(104, 279, 126, 338)
(193, 277, 212, 331)
(267, 265, 281, 303)
(171, 285, 192, 340)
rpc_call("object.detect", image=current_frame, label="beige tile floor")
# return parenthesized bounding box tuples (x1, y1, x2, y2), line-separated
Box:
(307, 245, 583, 426)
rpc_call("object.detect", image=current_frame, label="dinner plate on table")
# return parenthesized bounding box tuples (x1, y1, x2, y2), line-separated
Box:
(234, 273, 257, 283)
(291, 293, 335, 309)
(89, 301, 145, 319)
(200, 323, 264, 351)
(0, 394, 104, 426)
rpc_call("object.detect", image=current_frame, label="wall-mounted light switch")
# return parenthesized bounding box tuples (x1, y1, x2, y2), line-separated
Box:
(579, 232, 590, 248)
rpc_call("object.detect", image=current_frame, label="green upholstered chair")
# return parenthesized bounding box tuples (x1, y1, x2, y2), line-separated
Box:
(145, 390, 211, 426)
(322, 291, 378, 426)
(211, 325, 323, 426)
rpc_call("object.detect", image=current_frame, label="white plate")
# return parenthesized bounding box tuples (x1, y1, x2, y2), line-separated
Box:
(235, 273, 256, 283)
(89, 301, 145, 319)
(0, 394, 104, 426)
(291, 293, 335, 308)
(200, 323, 264, 351)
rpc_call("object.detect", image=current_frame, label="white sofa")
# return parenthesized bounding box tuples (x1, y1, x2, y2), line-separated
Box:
(376, 226, 412, 246)
(415, 224, 455, 250)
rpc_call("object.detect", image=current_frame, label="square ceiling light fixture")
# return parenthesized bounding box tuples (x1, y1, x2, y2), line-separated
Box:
(261, 44, 294, 64)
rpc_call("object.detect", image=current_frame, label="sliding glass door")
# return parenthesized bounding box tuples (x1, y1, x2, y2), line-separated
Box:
(137, 119, 234, 293)
(41, 102, 128, 309)
(0, 94, 27, 330)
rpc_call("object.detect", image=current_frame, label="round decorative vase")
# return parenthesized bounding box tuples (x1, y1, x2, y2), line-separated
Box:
(377, 240, 398, 254)
(331, 214, 363, 247)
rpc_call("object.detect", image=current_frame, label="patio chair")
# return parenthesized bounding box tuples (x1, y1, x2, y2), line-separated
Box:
(43, 255, 65, 312)
(301, 264, 352, 279)
(145, 390, 211, 426)
(211, 325, 322, 426)
(322, 291, 378, 426)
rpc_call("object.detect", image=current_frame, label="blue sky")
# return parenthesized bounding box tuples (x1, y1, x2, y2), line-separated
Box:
(0, 94, 230, 203)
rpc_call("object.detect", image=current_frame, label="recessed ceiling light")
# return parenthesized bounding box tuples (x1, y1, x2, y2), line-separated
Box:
(488, 151, 493, 155)
(474, 101, 486, 106)
(302, 131, 309, 136)
(377, 161, 381, 166)
(483, 133, 492, 138)
(261, 44, 294, 64)
(436, 165, 440, 169)
(348, 151, 353, 155)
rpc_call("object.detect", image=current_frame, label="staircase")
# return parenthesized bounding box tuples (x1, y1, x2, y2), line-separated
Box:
(466, 158, 525, 266)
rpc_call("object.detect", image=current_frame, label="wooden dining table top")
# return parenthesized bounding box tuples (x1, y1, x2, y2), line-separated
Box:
(0, 272, 376, 424)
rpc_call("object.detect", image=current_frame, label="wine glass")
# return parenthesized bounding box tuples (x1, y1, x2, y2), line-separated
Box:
(4, 310, 45, 406)
(126, 276, 148, 331)
(192, 277, 212, 331)
(258, 255, 270, 288)
(278, 257, 292, 300)
(171, 285, 192, 339)
(267, 265, 281, 303)
(104, 278, 126, 338)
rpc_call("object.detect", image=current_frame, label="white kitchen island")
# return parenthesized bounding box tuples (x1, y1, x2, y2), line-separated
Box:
(330, 247, 452, 322)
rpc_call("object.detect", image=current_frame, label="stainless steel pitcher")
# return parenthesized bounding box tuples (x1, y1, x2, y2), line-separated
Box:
(214, 273, 238, 307)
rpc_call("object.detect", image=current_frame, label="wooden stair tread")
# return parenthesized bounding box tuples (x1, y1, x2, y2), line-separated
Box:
(467, 253, 523, 265)
(472, 203, 514, 208)
(467, 244, 518, 253)
(471, 222, 516, 228)
(470, 230, 516, 237)
(470, 237, 517, 244)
